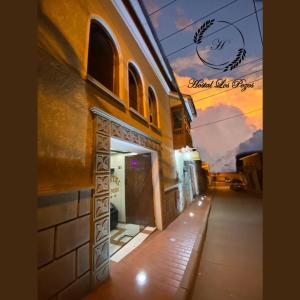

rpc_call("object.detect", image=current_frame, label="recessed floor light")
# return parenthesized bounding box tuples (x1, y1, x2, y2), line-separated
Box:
(136, 271, 147, 286)
(189, 212, 194, 217)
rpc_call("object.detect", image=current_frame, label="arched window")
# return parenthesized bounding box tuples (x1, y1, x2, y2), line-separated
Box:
(128, 63, 143, 114)
(148, 87, 158, 126)
(87, 20, 118, 93)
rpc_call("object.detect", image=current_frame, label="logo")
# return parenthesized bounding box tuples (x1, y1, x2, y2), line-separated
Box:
(193, 19, 246, 72)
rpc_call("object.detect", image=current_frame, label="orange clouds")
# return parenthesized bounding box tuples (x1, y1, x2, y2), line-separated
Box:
(171, 51, 211, 75)
(175, 70, 263, 130)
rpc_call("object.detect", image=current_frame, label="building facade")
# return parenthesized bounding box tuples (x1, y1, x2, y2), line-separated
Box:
(37, 0, 194, 299)
(237, 152, 263, 192)
(169, 93, 202, 212)
(170, 93, 195, 149)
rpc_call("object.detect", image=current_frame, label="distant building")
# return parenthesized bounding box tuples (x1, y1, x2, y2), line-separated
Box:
(169, 92, 203, 211)
(170, 93, 196, 149)
(236, 151, 263, 192)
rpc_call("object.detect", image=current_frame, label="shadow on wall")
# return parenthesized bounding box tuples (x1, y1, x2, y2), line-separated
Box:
(38, 1, 81, 72)
(37, 3, 94, 192)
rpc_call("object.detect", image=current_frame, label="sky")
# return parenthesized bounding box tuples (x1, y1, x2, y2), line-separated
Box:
(142, 0, 263, 172)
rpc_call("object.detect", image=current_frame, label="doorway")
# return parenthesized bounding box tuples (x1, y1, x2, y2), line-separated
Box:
(109, 138, 157, 256)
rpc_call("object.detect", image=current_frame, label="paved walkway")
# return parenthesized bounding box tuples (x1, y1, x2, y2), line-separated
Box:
(83, 196, 211, 300)
(190, 188, 263, 300)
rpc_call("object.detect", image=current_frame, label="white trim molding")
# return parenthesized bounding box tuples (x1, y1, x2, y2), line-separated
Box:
(112, 0, 171, 94)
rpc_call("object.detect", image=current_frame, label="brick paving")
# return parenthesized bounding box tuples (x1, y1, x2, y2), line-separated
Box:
(83, 196, 211, 300)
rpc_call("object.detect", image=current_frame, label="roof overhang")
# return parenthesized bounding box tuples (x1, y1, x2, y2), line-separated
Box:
(169, 91, 194, 121)
(112, 0, 183, 95)
(239, 152, 260, 160)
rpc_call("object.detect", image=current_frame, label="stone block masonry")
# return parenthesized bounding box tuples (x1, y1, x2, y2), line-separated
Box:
(55, 215, 90, 258)
(37, 189, 92, 300)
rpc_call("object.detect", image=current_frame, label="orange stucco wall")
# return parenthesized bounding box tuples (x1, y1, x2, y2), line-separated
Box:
(38, 0, 176, 194)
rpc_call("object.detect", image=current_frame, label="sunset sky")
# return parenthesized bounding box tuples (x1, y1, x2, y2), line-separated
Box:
(143, 0, 263, 172)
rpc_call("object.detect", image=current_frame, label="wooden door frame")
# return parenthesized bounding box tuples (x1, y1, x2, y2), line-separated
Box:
(111, 139, 163, 230)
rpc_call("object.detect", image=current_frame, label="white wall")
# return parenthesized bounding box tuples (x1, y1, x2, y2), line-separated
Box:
(174, 150, 185, 212)
(151, 151, 163, 230)
(110, 154, 126, 223)
(190, 164, 199, 195)
(174, 150, 201, 208)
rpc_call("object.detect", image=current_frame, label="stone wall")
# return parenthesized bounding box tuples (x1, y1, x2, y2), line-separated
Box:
(37, 189, 92, 300)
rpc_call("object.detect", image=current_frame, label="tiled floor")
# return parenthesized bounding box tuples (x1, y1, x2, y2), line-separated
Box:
(111, 226, 157, 262)
(110, 223, 144, 256)
(83, 196, 211, 300)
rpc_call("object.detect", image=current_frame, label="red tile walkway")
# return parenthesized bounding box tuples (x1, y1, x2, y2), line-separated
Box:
(83, 196, 211, 300)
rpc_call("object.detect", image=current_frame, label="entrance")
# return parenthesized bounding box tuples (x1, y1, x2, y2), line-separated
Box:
(109, 138, 156, 257)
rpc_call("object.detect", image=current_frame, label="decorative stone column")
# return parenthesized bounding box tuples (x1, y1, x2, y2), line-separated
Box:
(89, 107, 162, 287)
(91, 115, 111, 287)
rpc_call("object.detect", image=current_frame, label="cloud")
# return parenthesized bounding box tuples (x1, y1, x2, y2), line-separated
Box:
(191, 104, 255, 156)
(228, 57, 262, 79)
(190, 104, 260, 172)
(170, 50, 211, 77)
(175, 7, 193, 31)
(172, 54, 262, 82)
(174, 60, 263, 130)
(171, 53, 199, 75)
(144, 0, 161, 29)
(168, 40, 262, 172)
(237, 129, 263, 154)
(210, 148, 237, 172)
(170, 50, 262, 84)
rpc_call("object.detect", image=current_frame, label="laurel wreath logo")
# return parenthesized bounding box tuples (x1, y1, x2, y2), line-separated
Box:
(193, 19, 246, 72)
(223, 48, 246, 71)
(193, 19, 215, 44)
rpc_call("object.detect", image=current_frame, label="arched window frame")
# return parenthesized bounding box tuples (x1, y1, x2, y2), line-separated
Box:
(148, 86, 159, 127)
(86, 17, 122, 97)
(128, 61, 144, 116)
